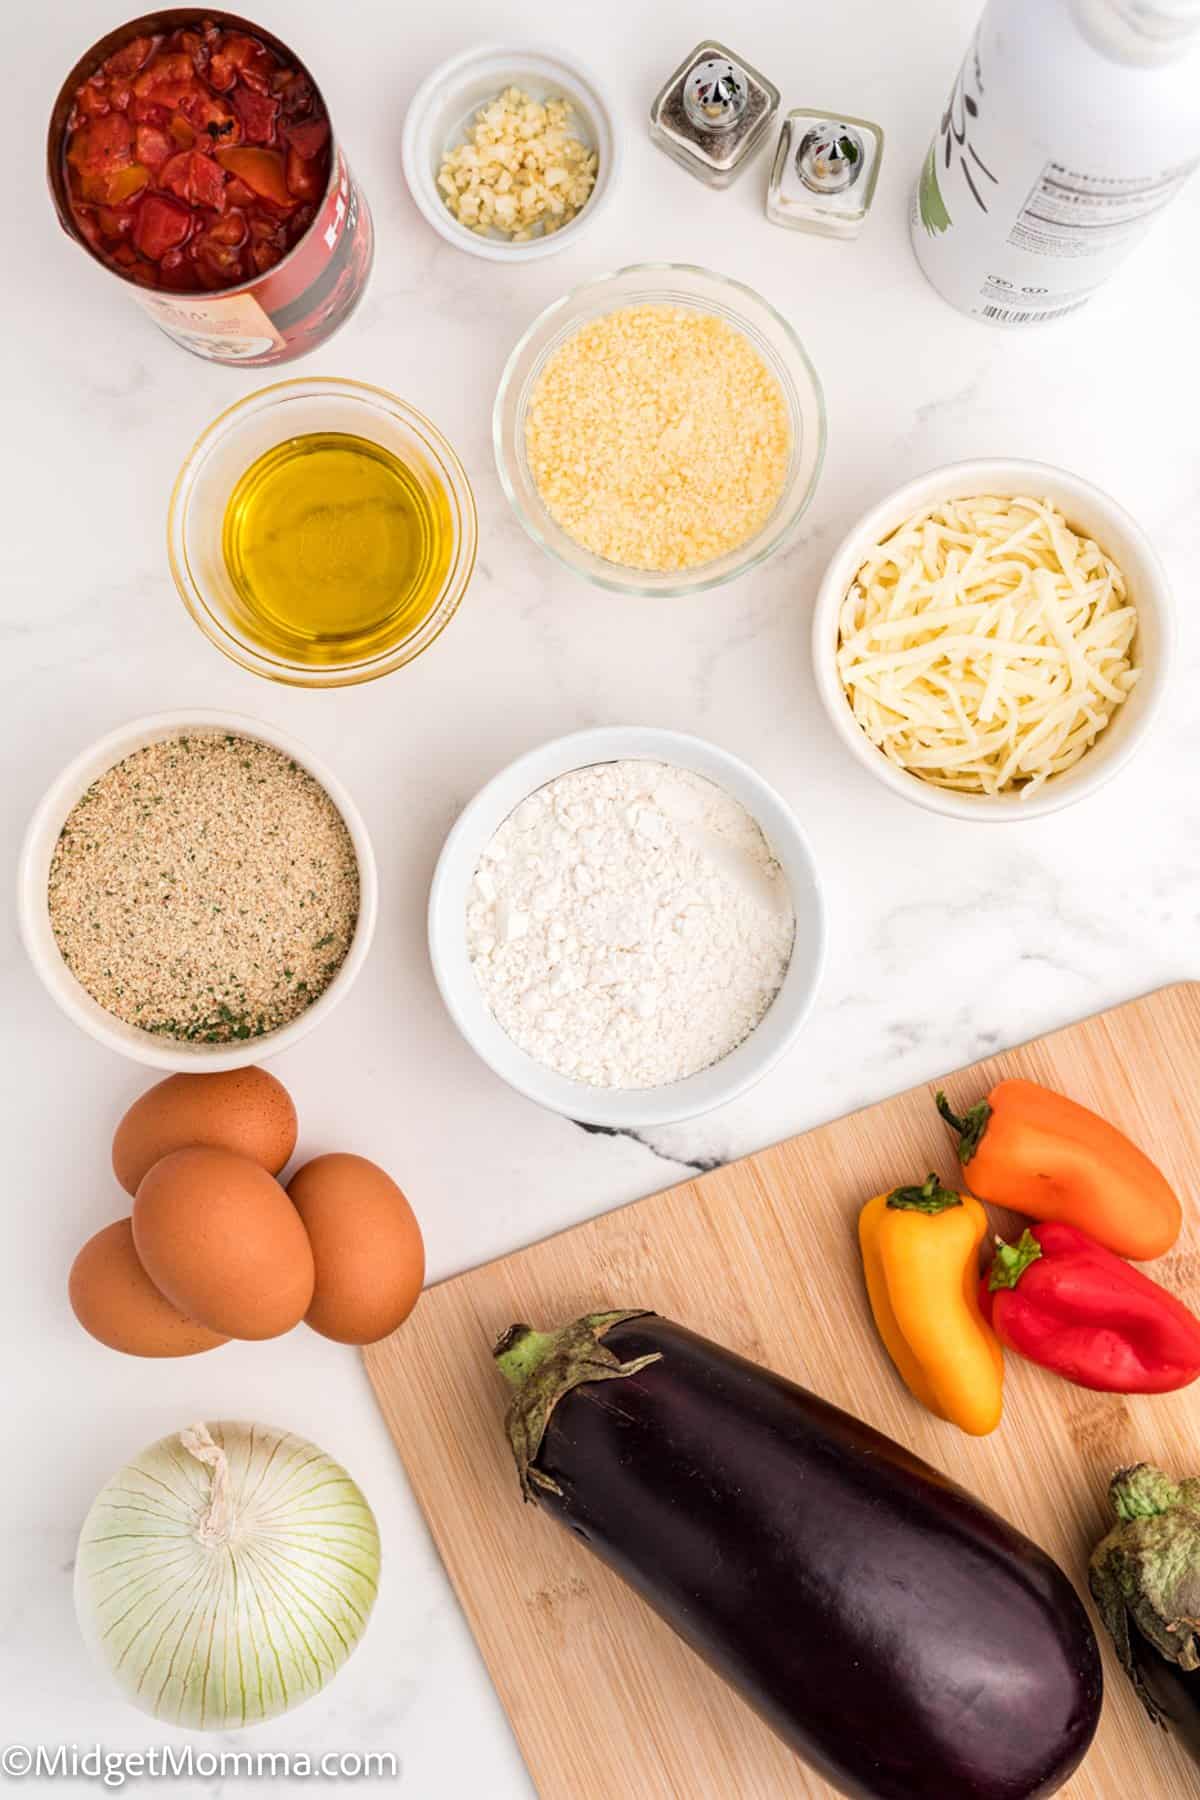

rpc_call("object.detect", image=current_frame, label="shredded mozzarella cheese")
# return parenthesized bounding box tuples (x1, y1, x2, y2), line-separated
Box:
(836, 495, 1140, 796)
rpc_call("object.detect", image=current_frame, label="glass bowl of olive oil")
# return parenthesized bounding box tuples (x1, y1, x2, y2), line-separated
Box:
(168, 378, 477, 686)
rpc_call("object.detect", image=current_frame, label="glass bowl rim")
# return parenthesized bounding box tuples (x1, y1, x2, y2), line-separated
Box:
(492, 260, 827, 598)
(167, 374, 478, 688)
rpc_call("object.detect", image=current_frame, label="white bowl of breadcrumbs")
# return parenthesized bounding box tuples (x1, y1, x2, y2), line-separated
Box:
(18, 711, 378, 1071)
(494, 264, 826, 595)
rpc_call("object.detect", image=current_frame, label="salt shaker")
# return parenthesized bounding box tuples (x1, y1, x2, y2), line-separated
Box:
(649, 41, 780, 189)
(767, 111, 884, 238)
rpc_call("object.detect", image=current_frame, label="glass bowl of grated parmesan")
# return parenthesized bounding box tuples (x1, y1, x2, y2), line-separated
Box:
(812, 459, 1173, 821)
(494, 264, 826, 596)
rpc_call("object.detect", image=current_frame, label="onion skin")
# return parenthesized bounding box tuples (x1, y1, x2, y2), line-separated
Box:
(74, 1421, 380, 1728)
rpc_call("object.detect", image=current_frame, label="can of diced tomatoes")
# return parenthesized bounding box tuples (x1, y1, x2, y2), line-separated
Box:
(47, 10, 373, 365)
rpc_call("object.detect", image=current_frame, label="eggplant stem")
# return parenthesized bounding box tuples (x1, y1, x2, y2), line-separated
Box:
(1090, 1461, 1200, 1729)
(494, 1325, 559, 1390)
(1110, 1464, 1186, 1522)
(494, 1311, 662, 1502)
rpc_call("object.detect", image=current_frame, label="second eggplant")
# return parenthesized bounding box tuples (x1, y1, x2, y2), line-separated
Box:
(495, 1310, 1102, 1800)
(1090, 1463, 1200, 1770)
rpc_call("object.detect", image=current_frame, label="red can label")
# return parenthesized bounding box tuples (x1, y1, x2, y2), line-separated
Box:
(130, 148, 372, 364)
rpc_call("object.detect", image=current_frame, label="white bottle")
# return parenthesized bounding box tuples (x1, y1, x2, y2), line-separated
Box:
(910, 0, 1200, 324)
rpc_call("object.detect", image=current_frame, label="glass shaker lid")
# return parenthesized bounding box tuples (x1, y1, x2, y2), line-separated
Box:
(683, 57, 748, 132)
(795, 122, 866, 193)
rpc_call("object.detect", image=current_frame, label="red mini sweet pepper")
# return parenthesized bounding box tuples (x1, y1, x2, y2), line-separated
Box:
(980, 1221, 1200, 1396)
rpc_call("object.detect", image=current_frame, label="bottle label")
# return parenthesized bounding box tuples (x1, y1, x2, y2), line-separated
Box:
(911, 2, 1200, 324)
(1008, 155, 1200, 259)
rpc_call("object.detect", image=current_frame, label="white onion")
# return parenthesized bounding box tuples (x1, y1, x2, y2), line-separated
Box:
(74, 1421, 380, 1729)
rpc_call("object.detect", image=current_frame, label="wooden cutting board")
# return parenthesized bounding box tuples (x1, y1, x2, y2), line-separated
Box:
(366, 983, 1200, 1799)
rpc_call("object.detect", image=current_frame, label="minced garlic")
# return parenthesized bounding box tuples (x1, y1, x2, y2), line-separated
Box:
(525, 304, 792, 572)
(437, 87, 597, 241)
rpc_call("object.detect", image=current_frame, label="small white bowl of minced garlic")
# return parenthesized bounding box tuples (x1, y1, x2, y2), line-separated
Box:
(401, 44, 621, 260)
(812, 459, 1174, 822)
(18, 711, 377, 1071)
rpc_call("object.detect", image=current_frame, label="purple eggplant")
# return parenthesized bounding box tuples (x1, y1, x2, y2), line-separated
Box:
(1128, 1624, 1200, 1764)
(496, 1310, 1102, 1800)
(1089, 1463, 1200, 1772)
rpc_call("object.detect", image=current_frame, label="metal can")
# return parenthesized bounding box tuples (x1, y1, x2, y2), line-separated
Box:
(47, 10, 373, 365)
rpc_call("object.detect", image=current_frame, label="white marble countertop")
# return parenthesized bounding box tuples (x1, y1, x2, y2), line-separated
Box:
(4, 0, 1199, 1792)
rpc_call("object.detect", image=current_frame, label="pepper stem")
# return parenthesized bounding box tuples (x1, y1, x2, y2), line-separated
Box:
(936, 1089, 992, 1164)
(886, 1173, 962, 1213)
(988, 1228, 1043, 1292)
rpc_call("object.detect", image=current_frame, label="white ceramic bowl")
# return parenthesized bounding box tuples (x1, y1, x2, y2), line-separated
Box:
(18, 710, 378, 1071)
(401, 43, 620, 262)
(812, 459, 1173, 821)
(428, 727, 826, 1128)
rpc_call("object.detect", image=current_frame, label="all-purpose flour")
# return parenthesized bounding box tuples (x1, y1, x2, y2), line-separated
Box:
(466, 760, 795, 1090)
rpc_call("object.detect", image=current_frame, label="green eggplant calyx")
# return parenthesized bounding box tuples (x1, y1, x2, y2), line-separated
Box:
(935, 1089, 991, 1164)
(988, 1229, 1043, 1292)
(1111, 1464, 1186, 1522)
(1089, 1463, 1200, 1726)
(493, 1325, 559, 1389)
(494, 1311, 662, 1504)
(886, 1173, 962, 1214)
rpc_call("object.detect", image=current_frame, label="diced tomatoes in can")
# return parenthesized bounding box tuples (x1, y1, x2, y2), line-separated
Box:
(48, 10, 373, 364)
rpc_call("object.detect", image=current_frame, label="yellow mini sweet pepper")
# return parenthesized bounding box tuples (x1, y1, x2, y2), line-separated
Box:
(858, 1173, 1004, 1437)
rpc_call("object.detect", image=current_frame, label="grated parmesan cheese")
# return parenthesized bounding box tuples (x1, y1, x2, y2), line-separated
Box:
(836, 495, 1140, 796)
(525, 304, 792, 572)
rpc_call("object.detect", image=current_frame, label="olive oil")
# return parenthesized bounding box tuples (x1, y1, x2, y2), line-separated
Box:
(221, 432, 453, 665)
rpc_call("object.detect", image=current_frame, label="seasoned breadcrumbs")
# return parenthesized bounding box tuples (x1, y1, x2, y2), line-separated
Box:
(48, 732, 359, 1043)
(525, 303, 792, 572)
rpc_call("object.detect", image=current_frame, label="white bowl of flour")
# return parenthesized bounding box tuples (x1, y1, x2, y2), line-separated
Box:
(429, 727, 825, 1128)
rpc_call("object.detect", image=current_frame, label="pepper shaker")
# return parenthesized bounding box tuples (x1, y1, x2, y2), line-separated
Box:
(649, 41, 780, 189)
(767, 111, 884, 238)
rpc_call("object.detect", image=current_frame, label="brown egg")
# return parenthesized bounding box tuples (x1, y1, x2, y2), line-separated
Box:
(113, 1068, 298, 1196)
(287, 1153, 425, 1346)
(69, 1219, 229, 1358)
(133, 1147, 314, 1339)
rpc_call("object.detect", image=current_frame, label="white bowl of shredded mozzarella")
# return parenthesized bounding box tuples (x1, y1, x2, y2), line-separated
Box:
(812, 460, 1172, 820)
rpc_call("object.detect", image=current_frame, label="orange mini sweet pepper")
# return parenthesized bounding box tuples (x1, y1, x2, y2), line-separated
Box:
(936, 1079, 1182, 1262)
(859, 1174, 1004, 1437)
